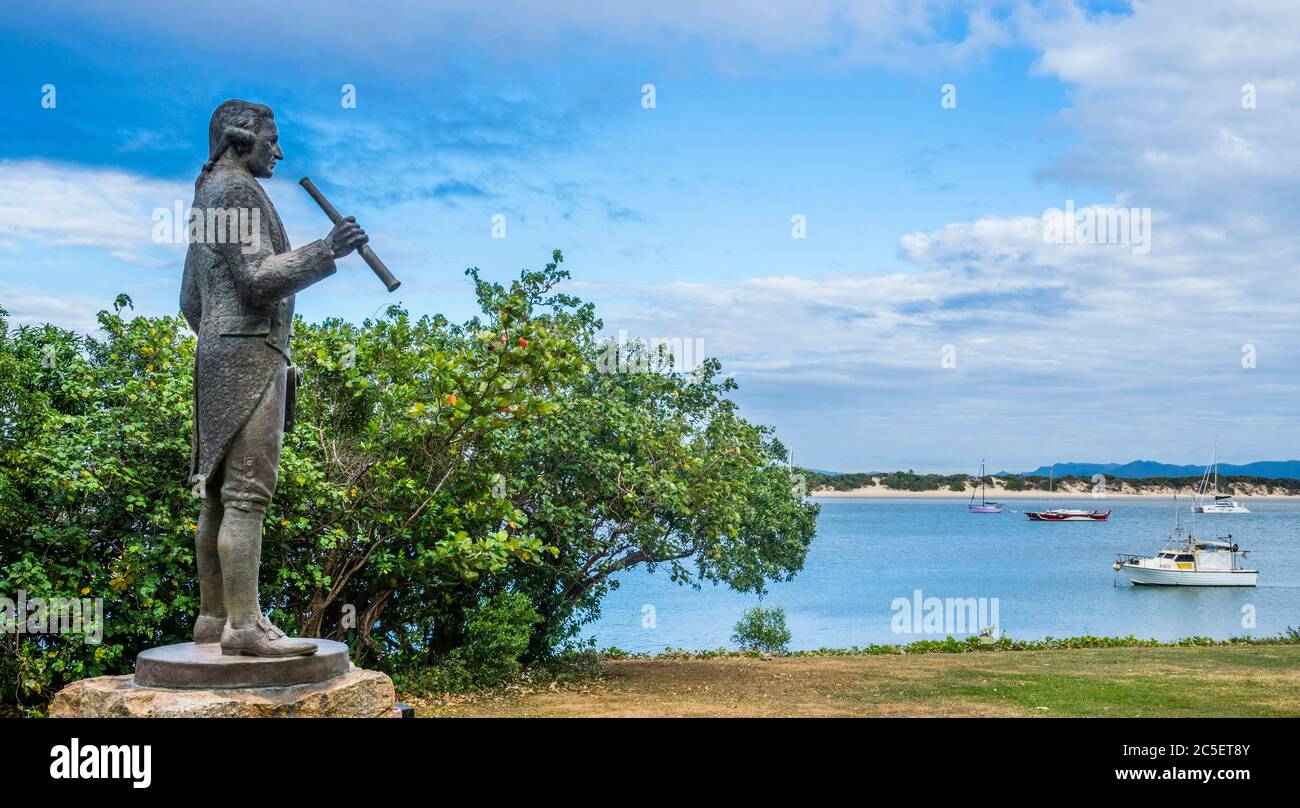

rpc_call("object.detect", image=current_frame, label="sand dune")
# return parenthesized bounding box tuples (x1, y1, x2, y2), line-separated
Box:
(810, 479, 1299, 499)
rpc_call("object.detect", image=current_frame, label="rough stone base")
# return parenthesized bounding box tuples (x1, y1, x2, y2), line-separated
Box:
(49, 667, 395, 718)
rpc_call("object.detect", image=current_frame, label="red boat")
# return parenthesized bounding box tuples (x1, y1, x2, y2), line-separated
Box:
(1025, 508, 1112, 522)
(1024, 469, 1112, 521)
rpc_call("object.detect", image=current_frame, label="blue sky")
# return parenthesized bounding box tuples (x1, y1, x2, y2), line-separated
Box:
(3, 1, 1299, 472)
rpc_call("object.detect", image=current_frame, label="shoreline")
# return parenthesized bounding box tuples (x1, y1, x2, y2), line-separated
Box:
(810, 486, 1300, 500)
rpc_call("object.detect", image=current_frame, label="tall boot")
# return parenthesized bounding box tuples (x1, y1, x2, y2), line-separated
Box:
(192, 499, 227, 643)
(217, 504, 316, 657)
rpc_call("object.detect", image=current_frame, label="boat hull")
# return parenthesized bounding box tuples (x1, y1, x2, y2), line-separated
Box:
(1120, 565, 1257, 586)
(1193, 506, 1250, 514)
(968, 505, 1003, 513)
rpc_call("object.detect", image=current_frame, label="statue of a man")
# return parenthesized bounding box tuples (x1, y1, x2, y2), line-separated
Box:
(180, 99, 368, 657)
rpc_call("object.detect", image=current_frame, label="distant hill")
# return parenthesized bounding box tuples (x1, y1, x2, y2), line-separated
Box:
(1018, 460, 1300, 480)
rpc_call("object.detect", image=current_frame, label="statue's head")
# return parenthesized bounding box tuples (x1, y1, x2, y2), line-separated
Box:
(205, 99, 281, 179)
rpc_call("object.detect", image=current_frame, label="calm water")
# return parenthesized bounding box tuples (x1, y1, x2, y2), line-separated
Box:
(584, 497, 1300, 652)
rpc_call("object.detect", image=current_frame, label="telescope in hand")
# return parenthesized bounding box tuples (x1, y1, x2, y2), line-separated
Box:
(299, 176, 401, 292)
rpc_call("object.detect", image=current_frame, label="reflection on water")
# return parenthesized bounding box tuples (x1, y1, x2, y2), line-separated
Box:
(584, 497, 1300, 653)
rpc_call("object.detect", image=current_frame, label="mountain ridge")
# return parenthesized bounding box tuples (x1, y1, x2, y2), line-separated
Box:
(1014, 459, 1300, 479)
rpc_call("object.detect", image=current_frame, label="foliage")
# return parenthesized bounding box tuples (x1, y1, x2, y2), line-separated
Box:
(0, 296, 197, 714)
(269, 252, 584, 667)
(451, 591, 540, 687)
(0, 251, 816, 711)
(799, 471, 876, 491)
(801, 469, 970, 492)
(731, 605, 792, 654)
(603, 628, 1300, 660)
(483, 333, 819, 658)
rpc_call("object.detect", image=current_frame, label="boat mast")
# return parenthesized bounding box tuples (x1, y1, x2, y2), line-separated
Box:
(1195, 441, 1213, 508)
(1211, 437, 1219, 497)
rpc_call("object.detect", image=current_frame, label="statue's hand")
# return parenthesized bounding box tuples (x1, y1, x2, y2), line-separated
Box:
(325, 216, 369, 259)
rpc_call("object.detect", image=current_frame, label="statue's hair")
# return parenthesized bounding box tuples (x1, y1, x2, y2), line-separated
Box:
(196, 99, 274, 188)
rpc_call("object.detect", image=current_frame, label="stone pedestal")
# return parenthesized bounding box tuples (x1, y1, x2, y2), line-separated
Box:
(49, 667, 395, 718)
(136, 640, 351, 689)
(50, 639, 395, 717)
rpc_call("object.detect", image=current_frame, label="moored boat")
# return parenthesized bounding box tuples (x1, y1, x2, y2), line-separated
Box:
(1197, 494, 1249, 514)
(1115, 536, 1257, 586)
(1026, 508, 1112, 521)
(1193, 439, 1249, 514)
(1022, 468, 1111, 521)
(1114, 496, 1258, 586)
(968, 460, 1003, 513)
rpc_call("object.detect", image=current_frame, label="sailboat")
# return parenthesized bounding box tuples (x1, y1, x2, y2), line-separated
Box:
(1115, 495, 1257, 585)
(967, 461, 1003, 513)
(1025, 468, 1112, 521)
(1194, 439, 1249, 514)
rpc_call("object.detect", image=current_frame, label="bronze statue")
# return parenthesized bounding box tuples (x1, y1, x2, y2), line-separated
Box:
(180, 100, 368, 657)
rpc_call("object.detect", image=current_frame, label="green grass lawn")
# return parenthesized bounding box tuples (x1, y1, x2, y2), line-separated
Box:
(409, 644, 1300, 717)
(916, 646, 1300, 717)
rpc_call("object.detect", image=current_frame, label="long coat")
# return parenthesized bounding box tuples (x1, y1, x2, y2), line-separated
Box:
(180, 163, 337, 485)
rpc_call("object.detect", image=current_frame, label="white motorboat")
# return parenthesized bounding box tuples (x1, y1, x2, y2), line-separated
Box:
(1193, 439, 1249, 514)
(1114, 497, 1257, 586)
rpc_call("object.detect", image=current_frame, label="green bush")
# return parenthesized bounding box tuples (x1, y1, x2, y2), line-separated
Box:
(732, 605, 792, 654)
(452, 592, 540, 687)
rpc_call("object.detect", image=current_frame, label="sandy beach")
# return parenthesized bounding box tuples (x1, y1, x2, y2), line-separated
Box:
(810, 481, 1300, 500)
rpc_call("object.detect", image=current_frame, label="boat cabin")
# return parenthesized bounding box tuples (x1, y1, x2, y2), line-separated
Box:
(1147, 539, 1242, 572)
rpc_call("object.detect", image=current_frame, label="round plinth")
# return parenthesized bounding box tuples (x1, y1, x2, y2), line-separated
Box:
(135, 640, 350, 689)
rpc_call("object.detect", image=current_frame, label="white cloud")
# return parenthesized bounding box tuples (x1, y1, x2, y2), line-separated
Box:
(0, 159, 189, 259)
(0, 284, 107, 334)
(1020, 0, 1300, 221)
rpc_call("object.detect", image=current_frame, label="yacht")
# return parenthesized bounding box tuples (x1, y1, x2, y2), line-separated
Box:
(968, 461, 1003, 513)
(1023, 468, 1111, 521)
(1197, 495, 1249, 514)
(1194, 440, 1249, 514)
(1027, 508, 1112, 521)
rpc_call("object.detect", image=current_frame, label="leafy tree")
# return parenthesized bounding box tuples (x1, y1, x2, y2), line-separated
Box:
(483, 336, 819, 657)
(270, 253, 585, 664)
(0, 251, 817, 711)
